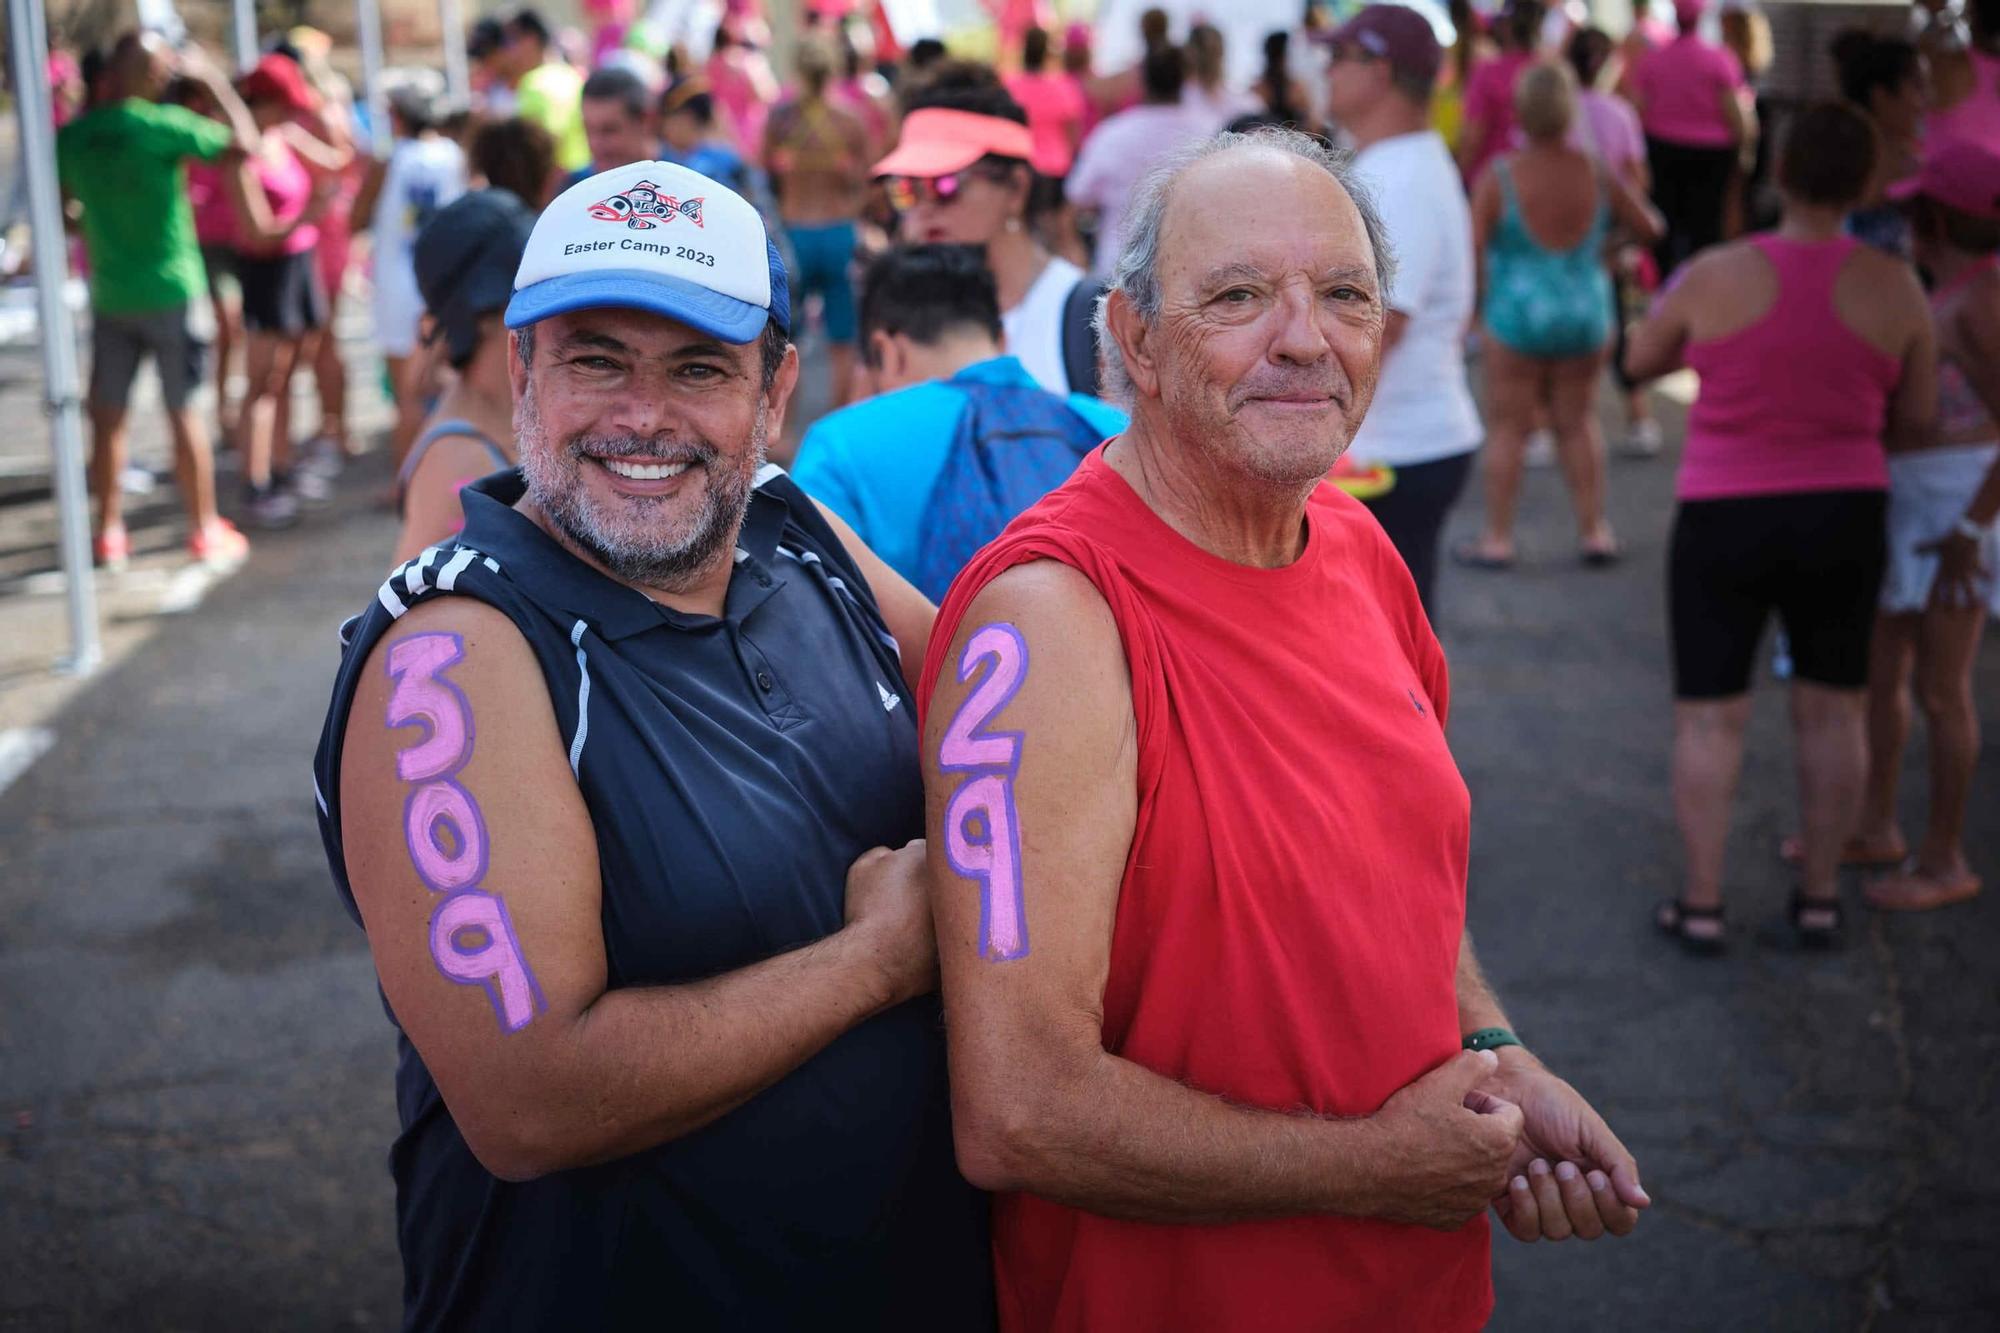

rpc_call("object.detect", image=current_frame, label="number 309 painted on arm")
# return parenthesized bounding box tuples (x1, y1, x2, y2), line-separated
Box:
(385, 632, 545, 1032)
(939, 622, 1030, 962)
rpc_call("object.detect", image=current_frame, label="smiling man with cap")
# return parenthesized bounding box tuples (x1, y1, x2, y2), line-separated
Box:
(312, 159, 992, 1331)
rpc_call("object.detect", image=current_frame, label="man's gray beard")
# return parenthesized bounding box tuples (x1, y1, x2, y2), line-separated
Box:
(516, 383, 766, 592)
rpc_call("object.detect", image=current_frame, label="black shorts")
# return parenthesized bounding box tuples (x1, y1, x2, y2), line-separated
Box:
(235, 249, 324, 335)
(1669, 490, 1887, 699)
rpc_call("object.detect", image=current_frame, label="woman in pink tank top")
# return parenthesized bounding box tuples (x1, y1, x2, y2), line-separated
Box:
(1928, 0, 2000, 148)
(1854, 139, 2000, 914)
(225, 55, 350, 528)
(1625, 102, 1935, 953)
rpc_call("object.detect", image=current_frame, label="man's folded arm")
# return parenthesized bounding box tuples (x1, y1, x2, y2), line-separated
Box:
(340, 597, 917, 1182)
(923, 562, 1425, 1225)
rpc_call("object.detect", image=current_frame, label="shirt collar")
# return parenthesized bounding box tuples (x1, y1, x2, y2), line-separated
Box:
(457, 470, 792, 640)
(947, 355, 1037, 389)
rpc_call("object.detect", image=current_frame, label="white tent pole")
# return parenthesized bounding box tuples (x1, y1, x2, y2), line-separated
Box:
(358, 0, 392, 158)
(7, 0, 102, 676)
(439, 0, 471, 105)
(232, 0, 259, 71)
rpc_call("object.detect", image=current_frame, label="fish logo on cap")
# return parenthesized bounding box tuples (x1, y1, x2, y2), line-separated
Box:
(585, 180, 705, 230)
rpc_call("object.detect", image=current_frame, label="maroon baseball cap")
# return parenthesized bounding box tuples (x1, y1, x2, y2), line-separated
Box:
(1330, 4, 1444, 90)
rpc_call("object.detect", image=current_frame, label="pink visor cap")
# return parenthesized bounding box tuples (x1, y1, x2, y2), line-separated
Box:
(1889, 136, 2000, 221)
(872, 108, 1036, 178)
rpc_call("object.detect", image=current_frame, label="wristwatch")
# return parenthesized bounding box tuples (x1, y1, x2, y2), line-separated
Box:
(1953, 515, 1986, 542)
(1462, 1027, 1522, 1053)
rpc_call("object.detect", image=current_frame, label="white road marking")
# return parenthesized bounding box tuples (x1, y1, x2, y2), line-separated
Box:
(0, 726, 56, 798)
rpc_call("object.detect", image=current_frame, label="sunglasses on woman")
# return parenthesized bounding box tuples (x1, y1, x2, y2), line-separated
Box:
(882, 172, 974, 211)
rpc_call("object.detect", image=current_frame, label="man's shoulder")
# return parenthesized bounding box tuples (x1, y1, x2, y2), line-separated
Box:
(808, 380, 967, 448)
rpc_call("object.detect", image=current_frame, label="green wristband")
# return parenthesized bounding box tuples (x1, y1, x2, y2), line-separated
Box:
(1463, 1027, 1522, 1053)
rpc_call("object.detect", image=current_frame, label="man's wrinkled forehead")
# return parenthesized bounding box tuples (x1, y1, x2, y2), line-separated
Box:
(1157, 148, 1375, 292)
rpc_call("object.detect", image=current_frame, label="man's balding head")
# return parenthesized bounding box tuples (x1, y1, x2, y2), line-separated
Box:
(1097, 132, 1395, 488)
(110, 30, 173, 101)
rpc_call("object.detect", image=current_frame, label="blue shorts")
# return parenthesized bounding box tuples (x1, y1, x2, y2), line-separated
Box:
(784, 220, 858, 344)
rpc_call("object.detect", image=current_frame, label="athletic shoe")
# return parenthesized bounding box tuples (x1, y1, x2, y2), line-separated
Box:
(1524, 429, 1557, 468)
(187, 518, 249, 566)
(298, 434, 346, 481)
(1620, 419, 1664, 458)
(119, 464, 158, 495)
(244, 485, 300, 530)
(93, 523, 131, 570)
(281, 466, 334, 506)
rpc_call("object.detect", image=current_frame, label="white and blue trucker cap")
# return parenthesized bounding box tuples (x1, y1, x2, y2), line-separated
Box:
(505, 160, 789, 342)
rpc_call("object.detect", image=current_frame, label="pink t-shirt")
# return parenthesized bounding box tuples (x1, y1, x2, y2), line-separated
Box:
(1005, 71, 1089, 176)
(187, 159, 239, 248)
(1680, 236, 1899, 500)
(1068, 102, 1210, 274)
(1928, 49, 2000, 151)
(1634, 35, 1744, 149)
(1461, 50, 1534, 183)
(245, 138, 318, 257)
(1572, 89, 1645, 177)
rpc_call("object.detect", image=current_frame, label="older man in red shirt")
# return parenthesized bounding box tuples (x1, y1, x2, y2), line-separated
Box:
(919, 128, 1649, 1331)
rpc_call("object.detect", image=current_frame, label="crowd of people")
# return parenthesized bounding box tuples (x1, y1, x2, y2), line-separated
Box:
(31, 1, 2000, 1324)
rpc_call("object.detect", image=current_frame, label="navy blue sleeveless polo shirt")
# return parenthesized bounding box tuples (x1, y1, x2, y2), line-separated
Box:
(312, 468, 992, 1332)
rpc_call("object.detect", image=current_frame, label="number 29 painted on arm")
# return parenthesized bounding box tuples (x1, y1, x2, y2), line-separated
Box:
(938, 622, 1031, 962)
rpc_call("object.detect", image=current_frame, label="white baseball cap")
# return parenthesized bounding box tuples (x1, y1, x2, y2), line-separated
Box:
(505, 160, 790, 343)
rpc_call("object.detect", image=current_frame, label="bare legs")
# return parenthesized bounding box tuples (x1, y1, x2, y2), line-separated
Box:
(164, 406, 222, 533)
(88, 402, 131, 538)
(1549, 351, 1617, 556)
(1474, 339, 1616, 561)
(1865, 606, 1990, 905)
(1858, 613, 1918, 854)
(1672, 696, 1754, 934)
(1469, 339, 1539, 562)
(1790, 682, 1869, 909)
(236, 331, 304, 490)
(1671, 681, 1869, 937)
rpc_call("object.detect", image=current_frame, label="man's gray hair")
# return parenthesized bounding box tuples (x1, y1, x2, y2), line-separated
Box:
(1091, 129, 1398, 405)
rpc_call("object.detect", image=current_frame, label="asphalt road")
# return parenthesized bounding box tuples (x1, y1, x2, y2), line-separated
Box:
(1, 374, 1996, 1330)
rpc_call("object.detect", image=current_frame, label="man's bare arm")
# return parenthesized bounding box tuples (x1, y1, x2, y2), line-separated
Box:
(923, 561, 1519, 1228)
(340, 597, 933, 1181)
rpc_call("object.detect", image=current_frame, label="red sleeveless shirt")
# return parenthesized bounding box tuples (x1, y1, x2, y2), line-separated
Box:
(920, 448, 1491, 1333)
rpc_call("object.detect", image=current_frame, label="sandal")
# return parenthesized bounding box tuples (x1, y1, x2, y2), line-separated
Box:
(1789, 888, 1844, 950)
(1654, 899, 1726, 955)
(1579, 541, 1622, 568)
(1452, 542, 1515, 571)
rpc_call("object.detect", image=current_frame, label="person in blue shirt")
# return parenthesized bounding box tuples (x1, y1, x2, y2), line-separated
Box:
(793, 244, 1126, 599)
(658, 75, 749, 196)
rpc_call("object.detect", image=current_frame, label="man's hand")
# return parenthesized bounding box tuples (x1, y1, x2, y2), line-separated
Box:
(1362, 1049, 1525, 1231)
(1481, 1051, 1650, 1242)
(842, 841, 938, 1009)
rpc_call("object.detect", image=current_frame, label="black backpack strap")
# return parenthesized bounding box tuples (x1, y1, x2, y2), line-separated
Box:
(1060, 276, 1109, 399)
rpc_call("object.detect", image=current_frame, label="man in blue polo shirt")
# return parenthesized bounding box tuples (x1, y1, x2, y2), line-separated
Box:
(792, 244, 1126, 599)
(312, 162, 991, 1330)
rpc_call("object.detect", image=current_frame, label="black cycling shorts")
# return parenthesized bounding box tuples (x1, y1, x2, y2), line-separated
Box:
(1669, 490, 1887, 699)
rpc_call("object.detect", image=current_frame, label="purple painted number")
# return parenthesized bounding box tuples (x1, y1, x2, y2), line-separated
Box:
(939, 623, 1030, 961)
(386, 631, 545, 1033)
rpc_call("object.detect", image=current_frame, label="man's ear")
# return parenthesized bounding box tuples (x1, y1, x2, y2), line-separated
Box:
(507, 328, 528, 402)
(1104, 289, 1159, 400)
(761, 341, 802, 439)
